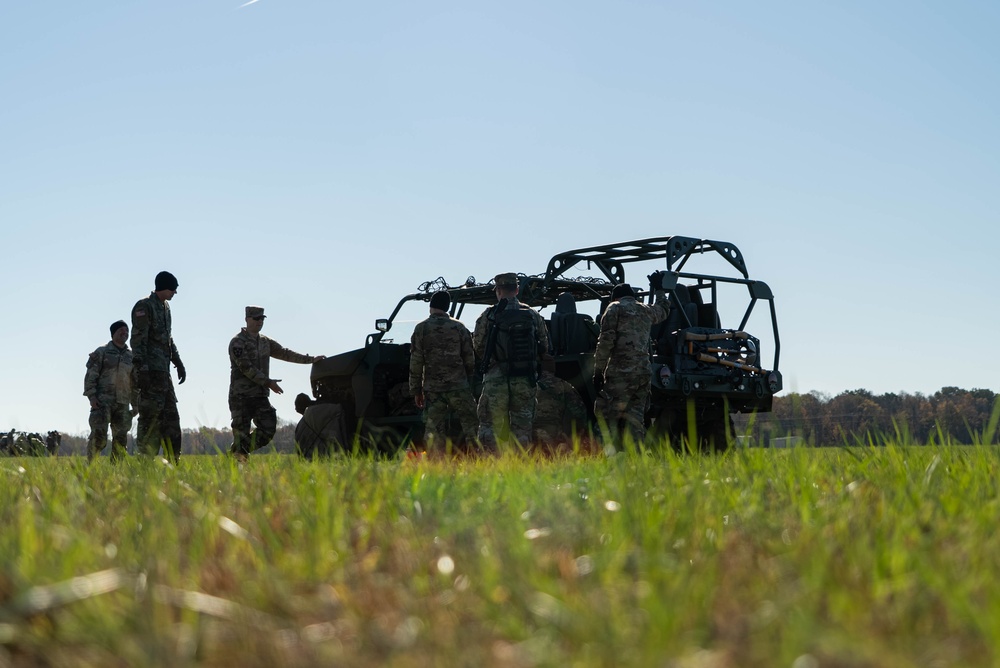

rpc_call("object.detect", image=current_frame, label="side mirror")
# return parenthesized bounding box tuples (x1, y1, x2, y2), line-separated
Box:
(375, 319, 391, 333)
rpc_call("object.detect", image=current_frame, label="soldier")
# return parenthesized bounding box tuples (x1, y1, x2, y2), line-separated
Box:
(229, 306, 325, 461)
(131, 271, 186, 462)
(293, 393, 349, 459)
(593, 282, 670, 444)
(408, 290, 478, 450)
(473, 273, 549, 450)
(84, 320, 134, 462)
(533, 357, 589, 452)
(45, 431, 61, 456)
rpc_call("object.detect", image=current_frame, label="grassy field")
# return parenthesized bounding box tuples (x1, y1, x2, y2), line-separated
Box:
(2, 444, 1000, 667)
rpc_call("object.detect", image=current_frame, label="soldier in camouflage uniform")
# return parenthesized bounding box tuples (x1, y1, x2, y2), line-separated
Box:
(294, 393, 349, 458)
(131, 271, 186, 462)
(408, 290, 478, 450)
(229, 306, 324, 460)
(473, 273, 549, 450)
(593, 283, 670, 443)
(533, 358, 589, 451)
(84, 320, 134, 462)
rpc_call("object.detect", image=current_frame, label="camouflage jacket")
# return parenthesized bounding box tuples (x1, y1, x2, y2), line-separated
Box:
(130, 292, 181, 373)
(472, 298, 550, 377)
(229, 329, 314, 398)
(295, 403, 348, 452)
(534, 370, 588, 434)
(409, 313, 476, 394)
(594, 296, 669, 376)
(83, 342, 133, 406)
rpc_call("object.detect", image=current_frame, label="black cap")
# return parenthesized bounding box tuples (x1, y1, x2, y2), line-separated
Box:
(429, 291, 450, 311)
(110, 320, 128, 337)
(155, 271, 179, 291)
(294, 393, 313, 415)
(611, 284, 635, 300)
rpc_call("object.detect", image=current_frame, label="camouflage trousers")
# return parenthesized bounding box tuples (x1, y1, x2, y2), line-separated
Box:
(136, 371, 182, 461)
(595, 373, 650, 445)
(230, 395, 277, 456)
(423, 388, 478, 449)
(88, 402, 132, 462)
(477, 374, 536, 450)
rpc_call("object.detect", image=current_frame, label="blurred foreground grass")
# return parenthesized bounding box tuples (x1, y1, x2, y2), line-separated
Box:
(2, 445, 1000, 667)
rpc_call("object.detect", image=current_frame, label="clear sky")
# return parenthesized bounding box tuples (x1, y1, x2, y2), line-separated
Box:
(2, 1, 998, 436)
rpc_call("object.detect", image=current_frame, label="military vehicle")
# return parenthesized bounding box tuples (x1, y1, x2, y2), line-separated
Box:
(310, 236, 781, 452)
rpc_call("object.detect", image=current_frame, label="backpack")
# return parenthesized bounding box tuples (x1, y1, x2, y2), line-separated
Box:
(494, 307, 538, 381)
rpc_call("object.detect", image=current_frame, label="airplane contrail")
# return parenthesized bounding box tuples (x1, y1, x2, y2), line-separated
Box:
(239, 0, 261, 7)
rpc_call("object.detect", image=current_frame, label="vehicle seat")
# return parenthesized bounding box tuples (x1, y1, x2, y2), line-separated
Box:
(689, 287, 720, 329)
(652, 284, 699, 363)
(549, 292, 598, 355)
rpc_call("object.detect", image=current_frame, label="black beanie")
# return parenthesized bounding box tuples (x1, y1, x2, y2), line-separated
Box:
(155, 271, 179, 291)
(429, 290, 451, 311)
(110, 320, 128, 337)
(611, 284, 634, 301)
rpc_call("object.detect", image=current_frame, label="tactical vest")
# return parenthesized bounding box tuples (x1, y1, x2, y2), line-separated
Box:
(494, 307, 538, 380)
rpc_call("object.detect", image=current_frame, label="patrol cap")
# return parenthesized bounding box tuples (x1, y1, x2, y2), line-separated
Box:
(611, 284, 635, 300)
(245, 305, 267, 319)
(494, 272, 518, 288)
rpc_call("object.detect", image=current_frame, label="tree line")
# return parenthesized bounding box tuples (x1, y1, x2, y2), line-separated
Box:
(738, 386, 1000, 446)
(21, 386, 1000, 456)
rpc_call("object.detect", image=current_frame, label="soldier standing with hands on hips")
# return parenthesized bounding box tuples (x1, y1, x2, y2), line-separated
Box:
(228, 306, 325, 462)
(131, 270, 186, 463)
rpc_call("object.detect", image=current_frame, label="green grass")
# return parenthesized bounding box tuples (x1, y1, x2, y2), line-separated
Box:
(2, 445, 1000, 667)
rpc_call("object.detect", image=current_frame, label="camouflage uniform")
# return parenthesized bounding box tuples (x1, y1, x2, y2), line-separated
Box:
(131, 293, 184, 460)
(594, 295, 669, 442)
(409, 312, 478, 448)
(473, 297, 549, 449)
(533, 369, 588, 448)
(295, 403, 349, 458)
(229, 326, 315, 456)
(84, 340, 133, 461)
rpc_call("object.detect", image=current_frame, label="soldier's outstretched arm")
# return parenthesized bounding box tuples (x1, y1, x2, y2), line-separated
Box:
(269, 339, 319, 365)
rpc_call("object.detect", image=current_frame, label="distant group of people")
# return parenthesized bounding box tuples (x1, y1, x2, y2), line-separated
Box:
(84, 270, 323, 463)
(0, 429, 60, 456)
(407, 272, 671, 452)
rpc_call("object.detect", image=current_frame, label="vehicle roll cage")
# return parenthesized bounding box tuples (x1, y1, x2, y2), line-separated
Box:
(370, 236, 779, 371)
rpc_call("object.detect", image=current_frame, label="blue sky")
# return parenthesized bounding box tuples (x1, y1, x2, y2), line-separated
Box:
(2, 1, 998, 435)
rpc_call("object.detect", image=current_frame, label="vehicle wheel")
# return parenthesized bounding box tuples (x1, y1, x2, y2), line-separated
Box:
(697, 415, 734, 452)
(648, 406, 688, 453)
